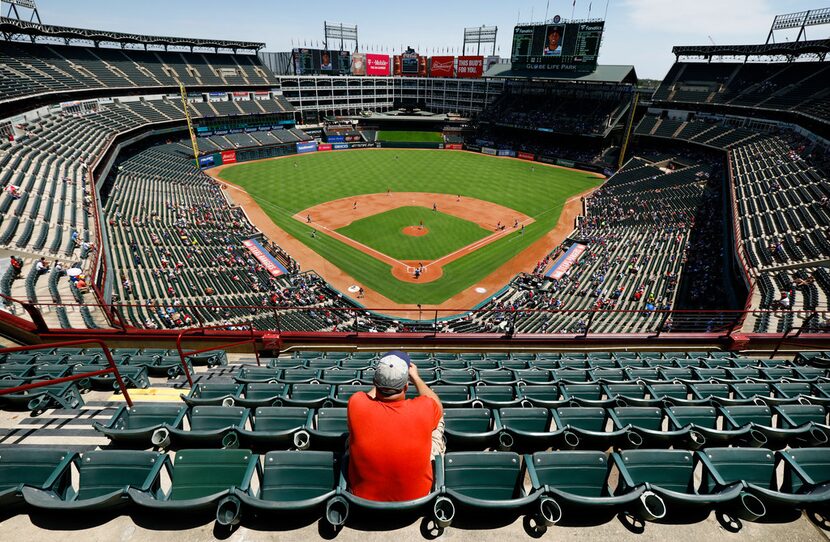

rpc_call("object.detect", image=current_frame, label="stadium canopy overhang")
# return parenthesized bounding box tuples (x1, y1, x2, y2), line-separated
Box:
(486, 64, 638, 86)
(672, 39, 830, 61)
(0, 17, 265, 52)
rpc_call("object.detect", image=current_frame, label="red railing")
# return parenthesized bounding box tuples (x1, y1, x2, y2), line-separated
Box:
(0, 339, 133, 407)
(174, 323, 261, 387)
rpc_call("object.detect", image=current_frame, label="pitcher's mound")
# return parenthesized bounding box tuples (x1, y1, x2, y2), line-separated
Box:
(402, 226, 429, 237)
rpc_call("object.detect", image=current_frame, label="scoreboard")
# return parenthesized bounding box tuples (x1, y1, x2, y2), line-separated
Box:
(511, 20, 604, 71)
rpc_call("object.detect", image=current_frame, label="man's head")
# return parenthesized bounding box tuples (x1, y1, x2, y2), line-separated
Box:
(373, 350, 411, 398)
(548, 29, 561, 50)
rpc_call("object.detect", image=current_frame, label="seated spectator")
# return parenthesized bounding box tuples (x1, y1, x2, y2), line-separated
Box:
(347, 351, 443, 502)
(35, 258, 49, 275)
(10, 256, 23, 277)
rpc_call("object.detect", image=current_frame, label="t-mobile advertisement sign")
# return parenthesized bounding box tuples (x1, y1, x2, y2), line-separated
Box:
(366, 54, 390, 76)
(457, 56, 484, 78)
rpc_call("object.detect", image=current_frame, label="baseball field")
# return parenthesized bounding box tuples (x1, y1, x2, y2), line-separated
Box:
(218, 149, 602, 305)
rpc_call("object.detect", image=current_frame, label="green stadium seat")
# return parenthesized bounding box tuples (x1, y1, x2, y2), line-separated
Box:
(281, 384, 334, 408)
(22, 450, 165, 511)
(93, 404, 187, 447)
(0, 379, 84, 414)
(665, 406, 752, 448)
(472, 385, 521, 408)
(238, 407, 313, 450)
(526, 450, 645, 526)
(236, 383, 287, 407)
(164, 406, 249, 449)
(0, 448, 75, 507)
(128, 449, 257, 516)
(441, 452, 539, 527)
(551, 407, 627, 450)
(497, 408, 559, 452)
(443, 408, 502, 450)
(609, 407, 689, 448)
(304, 408, 349, 450)
(224, 451, 339, 527)
(613, 449, 747, 522)
(777, 448, 830, 520)
(181, 383, 244, 407)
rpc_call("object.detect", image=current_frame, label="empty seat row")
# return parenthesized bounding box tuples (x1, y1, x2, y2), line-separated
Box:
(94, 403, 830, 453)
(2, 447, 828, 530)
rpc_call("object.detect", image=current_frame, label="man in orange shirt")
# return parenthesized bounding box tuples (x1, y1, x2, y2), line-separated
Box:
(347, 351, 444, 502)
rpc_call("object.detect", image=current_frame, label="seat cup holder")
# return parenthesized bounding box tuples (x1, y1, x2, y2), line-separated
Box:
(563, 430, 580, 449)
(216, 495, 241, 526)
(637, 491, 667, 521)
(749, 428, 768, 447)
(626, 430, 644, 448)
(433, 496, 455, 529)
(325, 496, 349, 527)
(293, 430, 311, 450)
(735, 492, 766, 522)
(221, 397, 235, 407)
(689, 429, 706, 447)
(498, 431, 514, 451)
(221, 431, 239, 449)
(151, 427, 171, 449)
(538, 497, 562, 527)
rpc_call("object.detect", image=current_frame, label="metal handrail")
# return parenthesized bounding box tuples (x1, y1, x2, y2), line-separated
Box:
(0, 339, 133, 407)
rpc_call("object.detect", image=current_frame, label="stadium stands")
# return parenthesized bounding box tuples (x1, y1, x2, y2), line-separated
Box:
(635, 112, 830, 334)
(0, 41, 278, 105)
(1, 346, 828, 532)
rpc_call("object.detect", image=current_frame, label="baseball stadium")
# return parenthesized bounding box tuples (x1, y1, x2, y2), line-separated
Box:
(0, 0, 829, 540)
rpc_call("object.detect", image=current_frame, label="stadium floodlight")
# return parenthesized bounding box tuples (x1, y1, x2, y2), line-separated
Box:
(766, 7, 830, 43)
(462, 25, 497, 56)
(2, 0, 41, 23)
(324, 21, 358, 52)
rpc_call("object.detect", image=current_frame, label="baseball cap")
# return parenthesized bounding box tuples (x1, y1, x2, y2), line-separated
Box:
(374, 350, 411, 395)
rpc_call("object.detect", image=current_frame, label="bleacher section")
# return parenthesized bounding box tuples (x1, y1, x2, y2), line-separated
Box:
(0, 41, 278, 104)
(468, 155, 726, 333)
(0, 347, 828, 532)
(636, 114, 830, 333)
(653, 61, 830, 125)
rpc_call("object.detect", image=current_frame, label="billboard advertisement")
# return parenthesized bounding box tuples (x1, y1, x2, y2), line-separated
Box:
(445, 143, 463, 150)
(547, 243, 587, 280)
(221, 150, 237, 164)
(351, 53, 366, 76)
(481, 147, 498, 155)
(317, 143, 333, 151)
(296, 141, 317, 154)
(366, 54, 390, 76)
(242, 239, 287, 277)
(457, 56, 484, 78)
(518, 152, 535, 161)
(497, 149, 516, 157)
(198, 155, 215, 168)
(392, 55, 401, 75)
(333, 143, 349, 150)
(430, 56, 455, 77)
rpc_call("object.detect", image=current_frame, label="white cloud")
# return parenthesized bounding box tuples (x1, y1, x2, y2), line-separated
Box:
(621, 0, 776, 38)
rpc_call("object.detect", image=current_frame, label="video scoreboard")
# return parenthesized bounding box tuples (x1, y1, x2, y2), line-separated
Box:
(511, 19, 604, 71)
(293, 48, 351, 75)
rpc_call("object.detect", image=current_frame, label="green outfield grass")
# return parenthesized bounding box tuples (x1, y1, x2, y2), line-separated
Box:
(336, 206, 492, 260)
(377, 131, 444, 143)
(219, 149, 602, 304)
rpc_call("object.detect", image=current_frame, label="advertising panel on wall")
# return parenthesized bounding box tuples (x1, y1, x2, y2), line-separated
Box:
(349, 142, 376, 149)
(327, 135, 346, 143)
(518, 152, 535, 160)
(497, 149, 516, 157)
(481, 147, 498, 155)
(296, 141, 318, 154)
(364, 54, 390, 75)
(318, 143, 333, 151)
(392, 55, 401, 75)
(198, 155, 215, 168)
(547, 243, 587, 280)
(457, 56, 484, 78)
(221, 150, 237, 164)
(351, 53, 366, 75)
(466, 144, 482, 152)
(430, 56, 455, 77)
(333, 143, 349, 150)
(445, 143, 463, 150)
(242, 239, 287, 277)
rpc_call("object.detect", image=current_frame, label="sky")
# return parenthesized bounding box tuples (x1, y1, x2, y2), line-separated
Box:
(29, 0, 830, 79)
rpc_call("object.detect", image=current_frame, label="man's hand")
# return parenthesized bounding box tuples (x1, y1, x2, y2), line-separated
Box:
(408, 362, 420, 382)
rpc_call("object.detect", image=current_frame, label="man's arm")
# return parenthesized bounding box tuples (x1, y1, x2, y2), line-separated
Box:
(409, 363, 443, 415)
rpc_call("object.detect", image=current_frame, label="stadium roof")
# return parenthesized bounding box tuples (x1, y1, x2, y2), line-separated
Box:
(485, 64, 638, 85)
(672, 39, 830, 59)
(0, 17, 265, 51)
